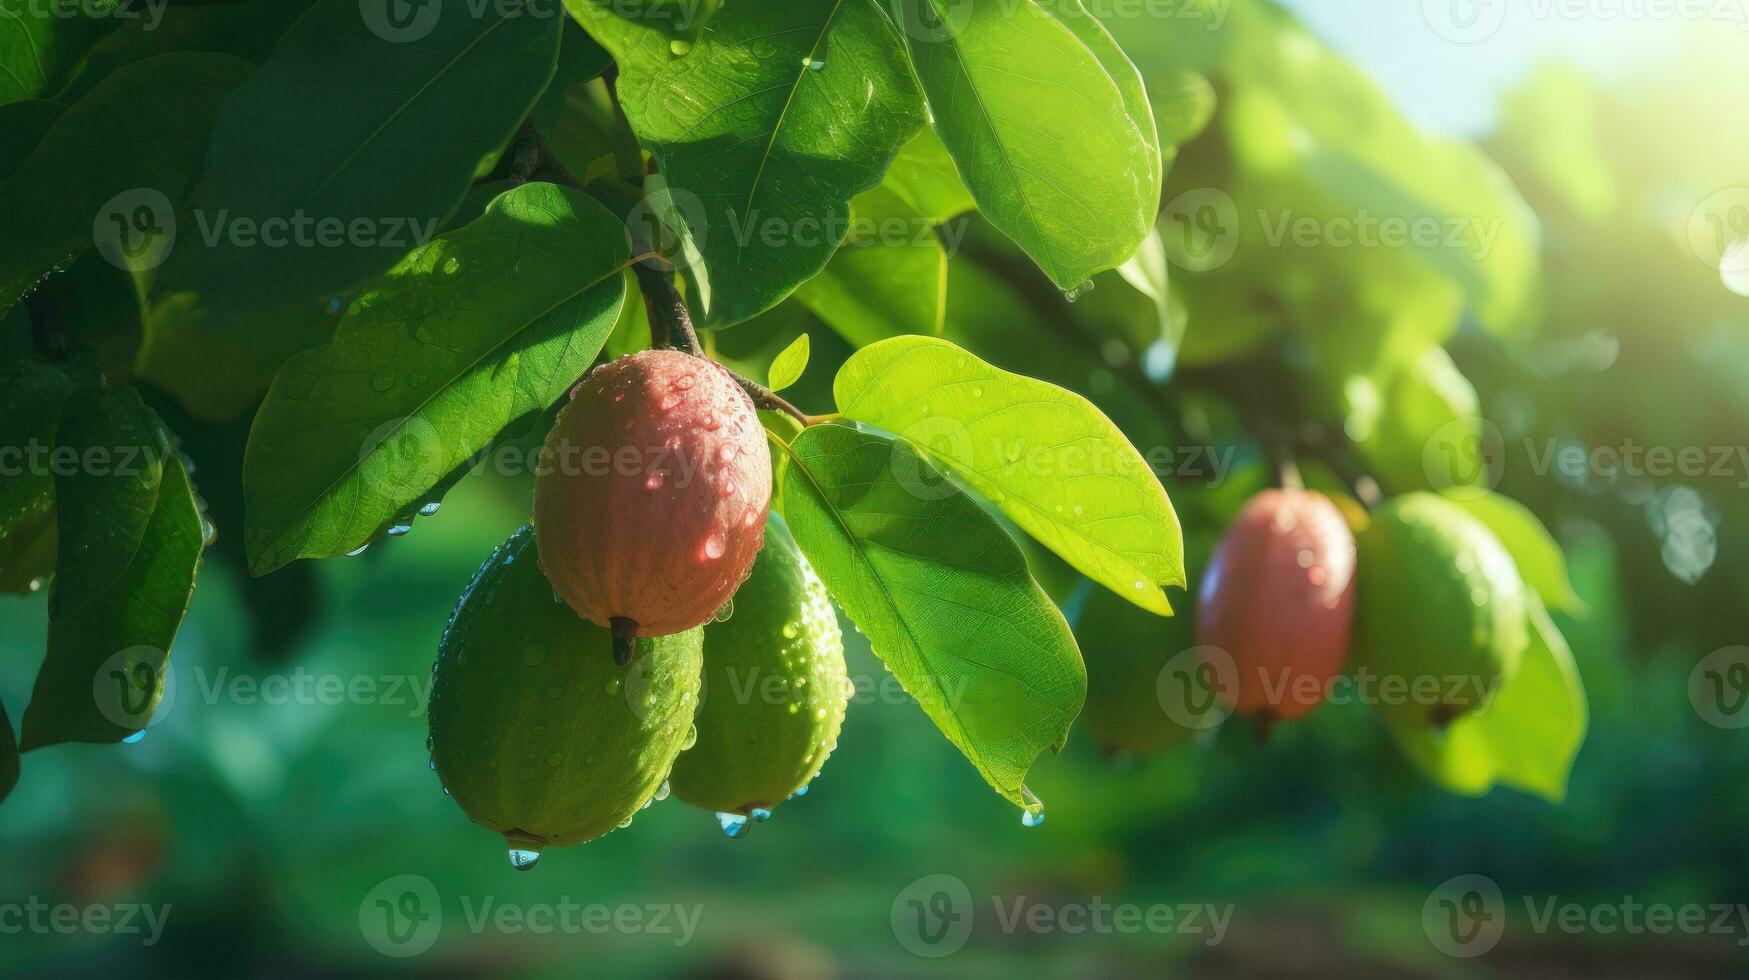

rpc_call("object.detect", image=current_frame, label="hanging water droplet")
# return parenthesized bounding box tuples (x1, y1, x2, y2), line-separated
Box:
(792, 783, 810, 798)
(716, 812, 750, 839)
(199, 516, 217, 546)
(428, 757, 437, 770)
(749, 807, 773, 823)
(122, 730, 147, 744)
(681, 724, 698, 750)
(669, 38, 692, 56)
(713, 598, 735, 623)
(418, 501, 442, 517)
(1062, 279, 1096, 303)
(654, 780, 671, 802)
(1021, 808, 1046, 828)
(507, 847, 543, 871)
(387, 522, 413, 537)
(346, 543, 370, 557)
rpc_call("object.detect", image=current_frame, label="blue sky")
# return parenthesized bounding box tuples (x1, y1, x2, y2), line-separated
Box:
(1278, 0, 1699, 136)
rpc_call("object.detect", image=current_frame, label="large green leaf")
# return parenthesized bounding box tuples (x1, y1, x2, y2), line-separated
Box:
(0, 356, 74, 539)
(22, 386, 204, 750)
(834, 336, 1184, 614)
(0, 0, 110, 104)
(53, 0, 315, 102)
(794, 185, 946, 346)
(0, 98, 62, 178)
(879, 127, 976, 226)
(1384, 598, 1587, 803)
(780, 422, 1085, 808)
(243, 183, 630, 574)
(893, 0, 1158, 290)
(0, 696, 16, 804)
(1446, 491, 1583, 614)
(570, 0, 924, 326)
(0, 52, 253, 313)
(150, 0, 561, 314)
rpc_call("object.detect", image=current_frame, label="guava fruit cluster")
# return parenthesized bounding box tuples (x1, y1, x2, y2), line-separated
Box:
(429, 350, 850, 865)
(534, 349, 771, 653)
(1081, 484, 1534, 755)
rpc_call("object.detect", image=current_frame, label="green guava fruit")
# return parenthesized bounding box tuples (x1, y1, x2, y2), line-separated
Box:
(1076, 580, 1208, 757)
(1354, 493, 1529, 726)
(668, 513, 848, 818)
(428, 525, 703, 864)
(533, 349, 771, 659)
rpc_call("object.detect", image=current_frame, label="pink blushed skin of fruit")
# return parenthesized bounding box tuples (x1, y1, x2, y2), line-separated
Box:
(1195, 489, 1357, 722)
(534, 350, 771, 638)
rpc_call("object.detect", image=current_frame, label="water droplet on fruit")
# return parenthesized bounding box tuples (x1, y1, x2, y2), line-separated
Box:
(645, 472, 665, 491)
(507, 847, 543, 871)
(750, 807, 773, 823)
(700, 534, 726, 561)
(676, 374, 696, 389)
(122, 730, 147, 744)
(713, 598, 734, 622)
(660, 392, 682, 410)
(792, 783, 810, 797)
(718, 480, 737, 498)
(716, 812, 750, 839)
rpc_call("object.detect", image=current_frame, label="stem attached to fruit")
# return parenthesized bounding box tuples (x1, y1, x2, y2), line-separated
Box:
(611, 618, 639, 668)
(634, 264, 821, 427)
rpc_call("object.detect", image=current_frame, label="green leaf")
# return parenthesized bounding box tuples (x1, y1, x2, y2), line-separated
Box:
(879, 127, 976, 226)
(766, 333, 811, 392)
(22, 386, 204, 750)
(137, 293, 338, 424)
(0, 98, 63, 179)
(893, 0, 1158, 290)
(0, 0, 110, 104)
(1445, 491, 1584, 614)
(1384, 598, 1587, 803)
(834, 336, 1184, 614)
(1034, 0, 1162, 213)
(780, 422, 1085, 807)
(243, 183, 630, 574)
(0, 52, 254, 314)
(151, 0, 562, 314)
(0, 358, 75, 596)
(794, 186, 946, 346)
(0, 696, 17, 804)
(53, 0, 315, 103)
(571, 0, 925, 326)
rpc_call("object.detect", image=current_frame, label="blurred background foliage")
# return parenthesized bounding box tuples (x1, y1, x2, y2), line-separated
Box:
(4, 0, 1749, 976)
